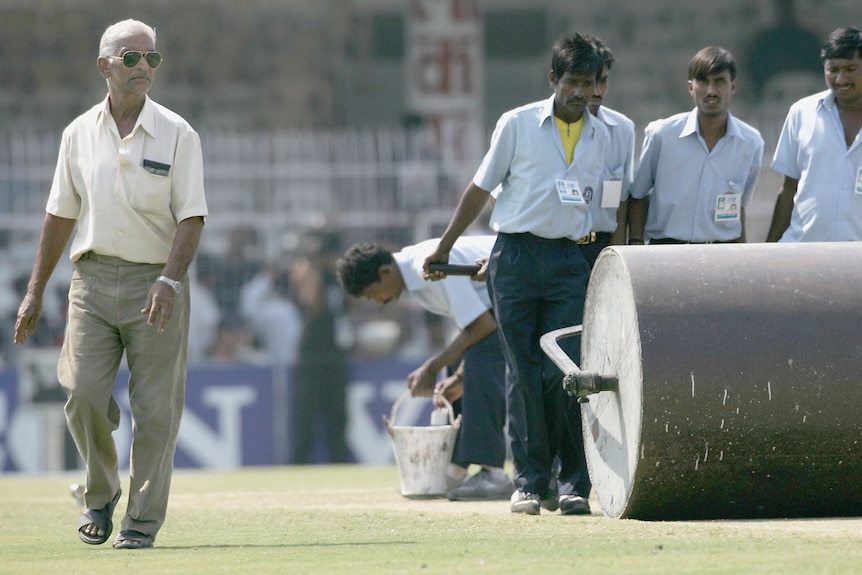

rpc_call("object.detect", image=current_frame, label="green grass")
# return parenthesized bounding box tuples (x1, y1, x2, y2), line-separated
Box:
(1, 465, 860, 574)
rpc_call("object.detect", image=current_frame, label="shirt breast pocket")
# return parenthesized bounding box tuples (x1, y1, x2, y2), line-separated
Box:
(129, 167, 172, 215)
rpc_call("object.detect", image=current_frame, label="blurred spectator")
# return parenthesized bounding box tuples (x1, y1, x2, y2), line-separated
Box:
(289, 230, 353, 464)
(745, 0, 822, 101)
(239, 259, 302, 366)
(205, 226, 262, 360)
(187, 263, 221, 362)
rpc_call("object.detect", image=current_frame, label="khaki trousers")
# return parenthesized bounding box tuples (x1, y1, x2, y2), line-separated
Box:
(59, 252, 189, 540)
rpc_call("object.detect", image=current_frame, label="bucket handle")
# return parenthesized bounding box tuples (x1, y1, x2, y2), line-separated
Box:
(383, 389, 461, 437)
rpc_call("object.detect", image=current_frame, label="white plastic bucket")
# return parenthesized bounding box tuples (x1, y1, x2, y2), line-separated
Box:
(383, 391, 461, 499)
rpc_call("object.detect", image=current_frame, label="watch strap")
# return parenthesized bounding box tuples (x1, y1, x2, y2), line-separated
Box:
(157, 275, 182, 292)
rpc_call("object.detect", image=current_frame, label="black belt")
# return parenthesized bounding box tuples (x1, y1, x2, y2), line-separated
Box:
(576, 232, 612, 245)
(650, 237, 738, 245)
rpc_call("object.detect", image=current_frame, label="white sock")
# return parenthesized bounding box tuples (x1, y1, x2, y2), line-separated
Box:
(482, 466, 506, 478)
(448, 464, 468, 479)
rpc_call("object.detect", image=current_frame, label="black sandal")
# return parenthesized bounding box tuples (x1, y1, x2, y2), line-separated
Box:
(113, 529, 154, 549)
(78, 489, 122, 545)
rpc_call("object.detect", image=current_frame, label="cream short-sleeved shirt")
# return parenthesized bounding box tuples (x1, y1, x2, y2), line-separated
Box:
(47, 96, 208, 263)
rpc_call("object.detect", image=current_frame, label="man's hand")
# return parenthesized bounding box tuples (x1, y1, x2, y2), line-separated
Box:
(14, 292, 43, 344)
(422, 248, 450, 282)
(433, 372, 464, 408)
(13, 214, 76, 345)
(141, 280, 176, 334)
(471, 257, 489, 282)
(407, 362, 439, 397)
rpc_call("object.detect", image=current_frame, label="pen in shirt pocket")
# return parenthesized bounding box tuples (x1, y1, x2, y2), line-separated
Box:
(142, 159, 171, 177)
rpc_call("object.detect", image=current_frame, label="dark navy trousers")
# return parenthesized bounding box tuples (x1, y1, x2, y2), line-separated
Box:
(450, 328, 508, 468)
(487, 232, 591, 498)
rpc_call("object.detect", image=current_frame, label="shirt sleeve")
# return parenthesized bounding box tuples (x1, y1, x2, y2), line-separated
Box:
(770, 109, 801, 180)
(621, 121, 636, 201)
(45, 128, 82, 219)
(742, 135, 765, 207)
(473, 113, 518, 193)
(170, 127, 209, 222)
(629, 124, 660, 200)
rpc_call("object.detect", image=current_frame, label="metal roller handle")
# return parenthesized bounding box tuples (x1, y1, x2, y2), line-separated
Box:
(540, 325, 619, 403)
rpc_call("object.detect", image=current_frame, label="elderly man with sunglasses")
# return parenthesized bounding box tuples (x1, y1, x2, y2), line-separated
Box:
(14, 19, 207, 550)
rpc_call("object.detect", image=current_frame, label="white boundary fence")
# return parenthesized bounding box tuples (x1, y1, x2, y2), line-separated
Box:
(0, 126, 479, 281)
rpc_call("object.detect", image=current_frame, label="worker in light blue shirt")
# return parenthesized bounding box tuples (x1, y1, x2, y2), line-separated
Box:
(336, 236, 512, 502)
(767, 27, 862, 242)
(470, 97, 606, 241)
(424, 33, 609, 517)
(629, 46, 764, 245)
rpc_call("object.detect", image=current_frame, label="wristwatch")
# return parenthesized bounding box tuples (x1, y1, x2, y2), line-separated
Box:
(157, 275, 183, 293)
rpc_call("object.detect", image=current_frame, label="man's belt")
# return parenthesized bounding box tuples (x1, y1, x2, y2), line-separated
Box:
(576, 231, 612, 245)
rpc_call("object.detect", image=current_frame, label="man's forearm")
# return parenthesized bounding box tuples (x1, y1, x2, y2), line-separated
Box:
(437, 183, 489, 253)
(428, 311, 497, 374)
(611, 199, 629, 245)
(161, 216, 205, 280)
(626, 196, 647, 243)
(28, 213, 77, 296)
(766, 177, 798, 242)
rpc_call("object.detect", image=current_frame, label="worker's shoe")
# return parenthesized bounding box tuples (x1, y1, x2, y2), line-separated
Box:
(447, 468, 514, 501)
(558, 494, 591, 516)
(510, 490, 541, 515)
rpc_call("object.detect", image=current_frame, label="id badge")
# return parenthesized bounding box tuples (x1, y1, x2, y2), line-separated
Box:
(601, 180, 622, 208)
(715, 192, 742, 222)
(556, 179, 587, 206)
(855, 166, 862, 196)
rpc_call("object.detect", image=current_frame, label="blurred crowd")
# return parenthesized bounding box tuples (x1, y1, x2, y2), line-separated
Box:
(185, 225, 448, 367)
(1, 223, 452, 372)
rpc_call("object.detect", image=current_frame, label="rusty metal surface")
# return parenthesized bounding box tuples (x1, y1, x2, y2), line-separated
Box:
(582, 243, 862, 520)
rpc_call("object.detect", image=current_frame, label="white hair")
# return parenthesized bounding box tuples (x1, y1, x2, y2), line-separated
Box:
(98, 19, 156, 58)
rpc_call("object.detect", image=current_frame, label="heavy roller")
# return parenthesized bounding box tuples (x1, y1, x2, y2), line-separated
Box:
(541, 243, 862, 520)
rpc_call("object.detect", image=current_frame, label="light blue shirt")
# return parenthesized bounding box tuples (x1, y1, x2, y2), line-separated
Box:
(772, 90, 862, 242)
(591, 105, 636, 233)
(473, 94, 609, 241)
(630, 108, 764, 242)
(395, 236, 495, 331)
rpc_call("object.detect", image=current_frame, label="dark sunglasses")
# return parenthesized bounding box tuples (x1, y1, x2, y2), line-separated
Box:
(108, 50, 163, 69)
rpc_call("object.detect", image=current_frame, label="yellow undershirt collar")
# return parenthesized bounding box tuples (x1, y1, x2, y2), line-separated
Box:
(555, 115, 583, 164)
